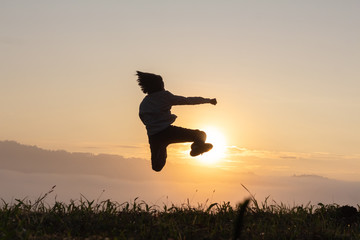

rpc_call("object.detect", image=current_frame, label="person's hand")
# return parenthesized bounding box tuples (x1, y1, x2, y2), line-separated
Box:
(210, 98, 217, 105)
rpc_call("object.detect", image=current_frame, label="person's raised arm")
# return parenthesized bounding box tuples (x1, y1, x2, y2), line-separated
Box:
(168, 92, 217, 106)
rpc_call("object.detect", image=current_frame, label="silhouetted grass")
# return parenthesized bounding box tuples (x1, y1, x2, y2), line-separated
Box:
(1, 186, 359, 240)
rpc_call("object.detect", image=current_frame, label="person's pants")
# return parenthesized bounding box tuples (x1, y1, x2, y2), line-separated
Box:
(148, 125, 206, 172)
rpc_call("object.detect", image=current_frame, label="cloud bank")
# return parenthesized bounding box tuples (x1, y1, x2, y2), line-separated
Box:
(1, 141, 360, 206)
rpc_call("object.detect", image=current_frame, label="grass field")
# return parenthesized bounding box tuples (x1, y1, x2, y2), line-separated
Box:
(1, 186, 359, 240)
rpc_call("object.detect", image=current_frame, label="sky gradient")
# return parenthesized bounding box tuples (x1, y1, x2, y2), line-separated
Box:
(1, 1, 360, 204)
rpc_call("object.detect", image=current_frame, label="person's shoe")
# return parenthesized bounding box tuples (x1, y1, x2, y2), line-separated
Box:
(190, 143, 213, 157)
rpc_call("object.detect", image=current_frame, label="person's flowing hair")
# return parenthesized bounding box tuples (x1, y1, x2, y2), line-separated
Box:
(136, 71, 164, 94)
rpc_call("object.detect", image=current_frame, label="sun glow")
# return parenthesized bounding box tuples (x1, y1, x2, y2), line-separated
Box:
(197, 126, 227, 165)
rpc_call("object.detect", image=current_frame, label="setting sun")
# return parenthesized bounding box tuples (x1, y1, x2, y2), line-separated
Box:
(196, 126, 227, 165)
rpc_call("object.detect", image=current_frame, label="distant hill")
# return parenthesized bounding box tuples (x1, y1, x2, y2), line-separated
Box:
(0, 140, 150, 180)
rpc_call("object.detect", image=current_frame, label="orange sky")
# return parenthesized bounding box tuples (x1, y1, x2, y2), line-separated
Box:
(1, 1, 360, 204)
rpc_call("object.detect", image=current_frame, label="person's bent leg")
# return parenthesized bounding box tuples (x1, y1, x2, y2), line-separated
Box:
(150, 143, 167, 172)
(149, 136, 167, 172)
(148, 126, 211, 170)
(190, 142, 213, 156)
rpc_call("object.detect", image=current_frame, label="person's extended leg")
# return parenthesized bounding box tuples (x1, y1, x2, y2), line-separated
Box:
(163, 126, 213, 157)
(164, 125, 207, 144)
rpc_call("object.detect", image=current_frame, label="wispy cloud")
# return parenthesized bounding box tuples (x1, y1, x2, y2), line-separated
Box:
(224, 146, 360, 181)
(169, 143, 360, 181)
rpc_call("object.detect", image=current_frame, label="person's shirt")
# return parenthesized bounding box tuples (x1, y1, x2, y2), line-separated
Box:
(139, 90, 212, 136)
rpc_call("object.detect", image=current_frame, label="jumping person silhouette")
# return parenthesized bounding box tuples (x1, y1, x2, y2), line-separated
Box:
(136, 71, 217, 172)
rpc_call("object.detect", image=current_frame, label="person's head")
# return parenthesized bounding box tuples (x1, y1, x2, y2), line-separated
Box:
(136, 71, 164, 94)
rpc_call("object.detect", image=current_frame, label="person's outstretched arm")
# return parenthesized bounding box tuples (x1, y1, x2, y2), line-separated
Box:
(168, 91, 217, 106)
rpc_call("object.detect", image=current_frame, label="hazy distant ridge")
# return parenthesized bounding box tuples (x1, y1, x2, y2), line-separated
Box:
(0, 141, 149, 180)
